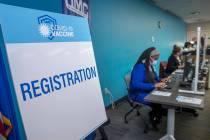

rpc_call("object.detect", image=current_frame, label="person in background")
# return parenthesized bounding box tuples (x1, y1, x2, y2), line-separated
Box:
(129, 47, 167, 129)
(191, 36, 197, 46)
(183, 41, 196, 54)
(183, 42, 193, 49)
(166, 45, 199, 117)
(165, 45, 183, 75)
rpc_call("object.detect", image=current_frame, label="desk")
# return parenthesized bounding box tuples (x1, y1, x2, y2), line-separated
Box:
(144, 74, 205, 140)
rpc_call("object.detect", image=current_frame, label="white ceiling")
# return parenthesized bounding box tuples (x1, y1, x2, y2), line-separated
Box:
(151, 0, 210, 23)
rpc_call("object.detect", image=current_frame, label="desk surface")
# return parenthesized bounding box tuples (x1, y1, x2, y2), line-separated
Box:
(144, 74, 205, 110)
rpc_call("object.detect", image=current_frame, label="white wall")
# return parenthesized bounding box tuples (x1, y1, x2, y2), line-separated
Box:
(187, 22, 210, 44)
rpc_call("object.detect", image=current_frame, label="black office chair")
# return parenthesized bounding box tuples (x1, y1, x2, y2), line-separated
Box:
(159, 61, 168, 78)
(123, 74, 149, 133)
(124, 74, 140, 123)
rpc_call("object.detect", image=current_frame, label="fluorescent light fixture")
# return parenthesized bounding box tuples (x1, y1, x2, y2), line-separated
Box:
(190, 11, 200, 16)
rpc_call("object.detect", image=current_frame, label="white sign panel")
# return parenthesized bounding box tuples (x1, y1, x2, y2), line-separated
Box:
(0, 4, 107, 140)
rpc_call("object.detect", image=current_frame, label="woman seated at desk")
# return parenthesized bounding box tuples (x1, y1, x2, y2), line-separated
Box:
(165, 45, 183, 76)
(166, 45, 199, 117)
(129, 47, 167, 129)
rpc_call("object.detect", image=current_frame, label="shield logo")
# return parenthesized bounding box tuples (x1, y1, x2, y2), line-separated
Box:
(38, 15, 57, 40)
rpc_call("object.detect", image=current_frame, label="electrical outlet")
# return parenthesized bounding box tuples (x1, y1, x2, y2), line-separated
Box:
(104, 88, 115, 110)
(104, 88, 110, 95)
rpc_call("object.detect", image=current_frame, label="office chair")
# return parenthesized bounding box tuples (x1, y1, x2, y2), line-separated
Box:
(124, 74, 140, 123)
(123, 74, 149, 133)
(159, 61, 168, 78)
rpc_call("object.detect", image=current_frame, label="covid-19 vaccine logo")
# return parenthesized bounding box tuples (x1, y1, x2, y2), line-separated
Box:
(39, 24, 51, 38)
(38, 15, 74, 40)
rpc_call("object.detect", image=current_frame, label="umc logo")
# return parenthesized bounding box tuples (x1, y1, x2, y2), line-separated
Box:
(65, 0, 89, 18)
(38, 15, 74, 40)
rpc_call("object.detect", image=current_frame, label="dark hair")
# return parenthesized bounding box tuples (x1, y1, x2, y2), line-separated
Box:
(172, 45, 181, 55)
(135, 47, 156, 78)
(184, 42, 192, 48)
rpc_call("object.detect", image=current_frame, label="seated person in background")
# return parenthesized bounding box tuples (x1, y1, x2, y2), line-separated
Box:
(183, 42, 196, 54)
(166, 45, 199, 117)
(183, 41, 193, 49)
(165, 45, 183, 75)
(129, 47, 167, 129)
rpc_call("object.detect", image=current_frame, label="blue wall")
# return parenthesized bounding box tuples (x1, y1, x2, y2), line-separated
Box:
(0, 0, 62, 13)
(89, 0, 186, 106)
(0, 0, 186, 106)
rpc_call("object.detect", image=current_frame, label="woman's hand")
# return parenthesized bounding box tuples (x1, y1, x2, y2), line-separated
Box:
(155, 82, 166, 89)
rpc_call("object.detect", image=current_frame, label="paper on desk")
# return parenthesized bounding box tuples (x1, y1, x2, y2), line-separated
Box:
(152, 91, 172, 97)
(176, 96, 202, 105)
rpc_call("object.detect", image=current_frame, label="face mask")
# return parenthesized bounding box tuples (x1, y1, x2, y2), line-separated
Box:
(152, 60, 158, 72)
(153, 60, 158, 66)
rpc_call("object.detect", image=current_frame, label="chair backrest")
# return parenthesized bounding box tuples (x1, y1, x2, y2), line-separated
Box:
(159, 61, 168, 78)
(124, 74, 131, 91)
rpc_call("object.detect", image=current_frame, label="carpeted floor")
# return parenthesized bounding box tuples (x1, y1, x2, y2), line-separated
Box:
(95, 90, 210, 140)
